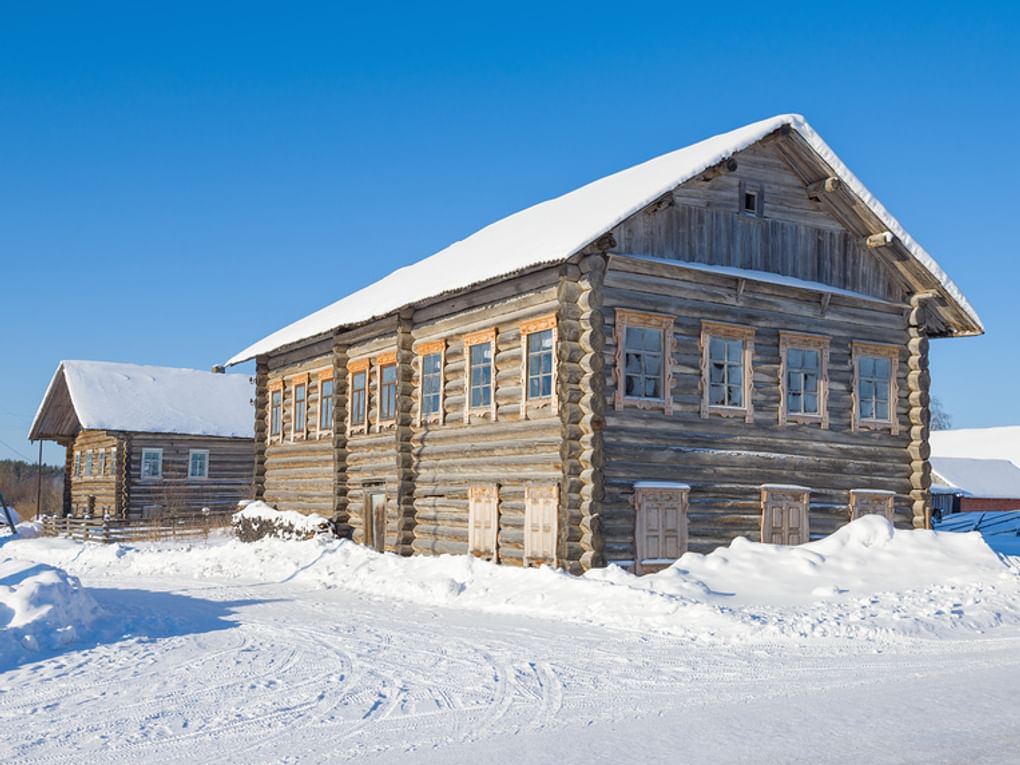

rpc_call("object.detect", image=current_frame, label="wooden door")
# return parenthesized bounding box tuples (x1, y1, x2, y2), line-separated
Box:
(524, 484, 558, 566)
(760, 487, 810, 545)
(468, 484, 498, 559)
(634, 486, 688, 574)
(366, 492, 386, 552)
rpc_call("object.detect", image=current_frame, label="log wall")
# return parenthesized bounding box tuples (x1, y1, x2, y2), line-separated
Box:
(67, 430, 122, 516)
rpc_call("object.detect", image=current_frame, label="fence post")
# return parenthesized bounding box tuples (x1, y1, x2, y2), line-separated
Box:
(103, 518, 111, 544)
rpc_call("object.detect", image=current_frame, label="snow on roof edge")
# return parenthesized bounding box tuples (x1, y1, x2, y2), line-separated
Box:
(227, 114, 982, 365)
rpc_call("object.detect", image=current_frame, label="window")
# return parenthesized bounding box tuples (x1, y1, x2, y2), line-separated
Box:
(73, 450, 81, 477)
(463, 328, 496, 421)
(701, 322, 754, 422)
(852, 342, 899, 433)
(84, 449, 94, 478)
(527, 330, 554, 398)
(110, 447, 117, 476)
(188, 449, 209, 479)
(849, 489, 895, 521)
(319, 376, 334, 432)
(739, 180, 763, 217)
(468, 484, 499, 558)
(141, 448, 163, 479)
(417, 341, 444, 423)
(760, 485, 811, 545)
(614, 310, 673, 412)
(379, 364, 397, 421)
(779, 333, 830, 428)
(524, 484, 558, 566)
(634, 482, 689, 575)
(269, 385, 282, 439)
(292, 381, 307, 438)
(98, 448, 107, 477)
(349, 360, 369, 433)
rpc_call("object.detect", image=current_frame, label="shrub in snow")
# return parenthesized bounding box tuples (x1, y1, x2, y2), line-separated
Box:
(232, 501, 332, 542)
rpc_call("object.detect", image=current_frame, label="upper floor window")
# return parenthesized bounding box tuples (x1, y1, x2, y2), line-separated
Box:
(84, 449, 94, 477)
(779, 332, 830, 428)
(319, 377, 334, 432)
(292, 381, 307, 439)
(701, 322, 754, 422)
(269, 385, 282, 438)
(527, 329, 554, 399)
(420, 348, 443, 421)
(853, 342, 898, 433)
(73, 450, 82, 477)
(349, 361, 368, 433)
(98, 448, 107, 477)
(379, 363, 397, 422)
(739, 180, 764, 217)
(141, 448, 163, 480)
(464, 328, 496, 420)
(614, 310, 673, 413)
(188, 449, 209, 479)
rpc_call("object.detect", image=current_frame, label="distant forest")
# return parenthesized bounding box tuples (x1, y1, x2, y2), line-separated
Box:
(0, 459, 64, 518)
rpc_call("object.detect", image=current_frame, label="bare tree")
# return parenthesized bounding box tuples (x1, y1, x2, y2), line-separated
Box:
(931, 396, 953, 431)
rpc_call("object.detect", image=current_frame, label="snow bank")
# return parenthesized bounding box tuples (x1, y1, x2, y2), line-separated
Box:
(232, 501, 331, 541)
(0, 557, 103, 665)
(6, 517, 1018, 643)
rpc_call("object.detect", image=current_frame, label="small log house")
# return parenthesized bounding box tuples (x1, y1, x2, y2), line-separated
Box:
(30, 361, 255, 518)
(228, 114, 982, 574)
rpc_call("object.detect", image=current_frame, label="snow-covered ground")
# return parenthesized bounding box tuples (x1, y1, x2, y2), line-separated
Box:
(3, 517, 1020, 763)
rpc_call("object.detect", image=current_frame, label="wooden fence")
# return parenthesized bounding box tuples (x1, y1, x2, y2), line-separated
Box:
(40, 512, 234, 544)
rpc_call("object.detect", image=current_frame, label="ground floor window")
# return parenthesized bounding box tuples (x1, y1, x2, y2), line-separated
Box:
(633, 482, 689, 574)
(524, 484, 558, 565)
(141, 448, 163, 479)
(188, 449, 209, 479)
(760, 485, 811, 545)
(468, 484, 498, 558)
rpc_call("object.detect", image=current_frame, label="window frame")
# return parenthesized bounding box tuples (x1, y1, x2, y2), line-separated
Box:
(98, 447, 107, 477)
(347, 358, 370, 435)
(375, 351, 398, 428)
(415, 340, 445, 426)
(520, 315, 557, 418)
(317, 370, 335, 436)
(187, 448, 210, 480)
(268, 381, 284, 442)
(84, 448, 94, 478)
(738, 179, 764, 218)
(851, 341, 899, 434)
(778, 332, 830, 428)
(140, 448, 163, 480)
(463, 328, 497, 422)
(700, 321, 755, 423)
(290, 373, 309, 441)
(73, 450, 81, 478)
(614, 309, 673, 413)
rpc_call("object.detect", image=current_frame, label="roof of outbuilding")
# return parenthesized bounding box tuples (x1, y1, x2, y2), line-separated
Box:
(931, 457, 1020, 499)
(227, 113, 982, 365)
(30, 360, 255, 441)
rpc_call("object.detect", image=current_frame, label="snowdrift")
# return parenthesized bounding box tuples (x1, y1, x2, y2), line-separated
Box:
(7, 514, 1019, 643)
(0, 557, 103, 667)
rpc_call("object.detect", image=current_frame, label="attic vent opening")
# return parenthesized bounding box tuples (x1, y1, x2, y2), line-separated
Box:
(739, 181, 764, 217)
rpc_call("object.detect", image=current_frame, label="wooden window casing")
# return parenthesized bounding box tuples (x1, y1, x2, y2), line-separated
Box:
(779, 332, 830, 428)
(760, 485, 811, 545)
(375, 352, 398, 428)
(268, 382, 284, 442)
(140, 448, 163, 480)
(464, 328, 497, 422)
(98, 448, 107, 477)
(188, 449, 210, 480)
(633, 482, 689, 575)
(524, 483, 558, 566)
(701, 321, 755, 423)
(416, 340, 445, 426)
(85, 449, 94, 478)
(317, 370, 334, 436)
(849, 489, 895, 522)
(520, 315, 557, 419)
(347, 359, 370, 435)
(614, 309, 673, 413)
(290, 373, 309, 441)
(851, 342, 899, 434)
(73, 450, 81, 478)
(468, 483, 499, 559)
(738, 180, 764, 218)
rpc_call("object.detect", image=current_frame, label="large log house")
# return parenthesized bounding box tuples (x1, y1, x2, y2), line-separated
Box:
(228, 114, 982, 574)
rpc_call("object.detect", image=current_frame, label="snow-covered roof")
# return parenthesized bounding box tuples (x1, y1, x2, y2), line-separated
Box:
(29, 360, 255, 440)
(930, 426, 1020, 471)
(228, 113, 982, 365)
(931, 457, 1020, 499)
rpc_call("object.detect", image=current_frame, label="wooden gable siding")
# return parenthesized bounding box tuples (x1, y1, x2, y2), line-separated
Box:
(600, 254, 913, 560)
(409, 281, 563, 565)
(609, 142, 905, 303)
(264, 347, 335, 517)
(123, 433, 254, 517)
(68, 430, 122, 516)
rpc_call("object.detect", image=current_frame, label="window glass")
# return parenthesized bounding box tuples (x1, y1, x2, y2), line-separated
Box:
(293, 383, 306, 434)
(786, 347, 820, 415)
(527, 329, 554, 399)
(469, 343, 492, 408)
(141, 449, 162, 479)
(421, 352, 442, 416)
(188, 450, 209, 479)
(73, 451, 82, 477)
(270, 390, 282, 436)
(98, 448, 107, 477)
(85, 449, 94, 477)
(351, 370, 367, 426)
(708, 336, 745, 407)
(859, 354, 892, 421)
(624, 326, 663, 399)
(319, 379, 334, 430)
(380, 364, 397, 420)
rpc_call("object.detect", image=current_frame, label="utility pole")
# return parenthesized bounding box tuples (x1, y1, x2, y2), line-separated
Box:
(36, 440, 43, 520)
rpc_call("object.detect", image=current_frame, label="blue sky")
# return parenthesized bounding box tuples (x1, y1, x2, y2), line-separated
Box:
(1, 2, 1017, 464)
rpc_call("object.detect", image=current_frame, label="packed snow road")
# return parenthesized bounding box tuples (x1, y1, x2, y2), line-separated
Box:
(4, 517, 1020, 763)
